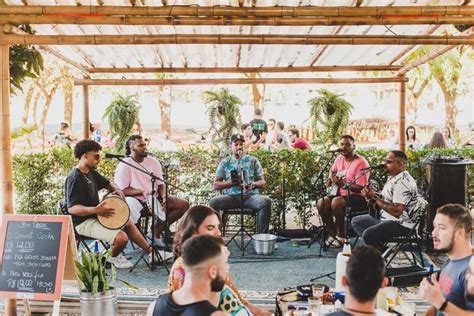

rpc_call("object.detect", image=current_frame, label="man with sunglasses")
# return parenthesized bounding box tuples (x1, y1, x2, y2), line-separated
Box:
(65, 139, 161, 268)
(351, 150, 427, 250)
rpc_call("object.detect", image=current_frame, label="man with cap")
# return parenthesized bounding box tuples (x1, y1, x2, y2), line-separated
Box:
(209, 133, 272, 233)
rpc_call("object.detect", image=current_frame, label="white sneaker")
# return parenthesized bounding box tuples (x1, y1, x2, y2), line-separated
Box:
(108, 254, 133, 269)
(149, 249, 173, 263)
(146, 233, 166, 248)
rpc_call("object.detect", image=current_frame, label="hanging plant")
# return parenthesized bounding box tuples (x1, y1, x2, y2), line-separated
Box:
(308, 89, 353, 147)
(203, 88, 242, 150)
(103, 95, 140, 153)
(9, 24, 44, 95)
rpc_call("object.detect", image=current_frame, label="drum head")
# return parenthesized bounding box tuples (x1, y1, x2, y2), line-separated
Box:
(98, 196, 130, 230)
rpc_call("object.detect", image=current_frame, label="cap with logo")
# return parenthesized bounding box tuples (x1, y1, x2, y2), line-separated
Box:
(230, 133, 245, 143)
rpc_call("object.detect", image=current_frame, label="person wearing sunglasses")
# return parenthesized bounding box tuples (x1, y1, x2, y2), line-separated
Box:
(351, 150, 427, 251)
(65, 139, 160, 269)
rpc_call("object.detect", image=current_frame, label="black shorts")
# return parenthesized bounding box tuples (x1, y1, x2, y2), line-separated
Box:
(343, 194, 367, 213)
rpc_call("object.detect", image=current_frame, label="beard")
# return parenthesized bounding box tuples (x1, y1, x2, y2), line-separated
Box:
(434, 234, 455, 254)
(466, 288, 474, 302)
(210, 273, 226, 292)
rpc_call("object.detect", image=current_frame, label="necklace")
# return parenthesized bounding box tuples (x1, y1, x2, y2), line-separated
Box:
(81, 172, 92, 184)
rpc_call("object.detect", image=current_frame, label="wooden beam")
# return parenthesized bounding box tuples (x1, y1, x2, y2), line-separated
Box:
(0, 5, 473, 17)
(74, 77, 408, 86)
(2, 34, 473, 45)
(1, 31, 16, 315)
(0, 15, 472, 26)
(87, 65, 402, 73)
(395, 27, 473, 76)
(83, 83, 90, 140)
(399, 80, 406, 152)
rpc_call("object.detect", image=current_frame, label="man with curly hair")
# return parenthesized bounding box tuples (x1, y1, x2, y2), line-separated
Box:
(65, 139, 166, 268)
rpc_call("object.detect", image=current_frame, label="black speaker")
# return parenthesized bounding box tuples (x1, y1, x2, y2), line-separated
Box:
(426, 159, 467, 232)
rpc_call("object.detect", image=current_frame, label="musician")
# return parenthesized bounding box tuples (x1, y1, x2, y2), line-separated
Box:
(65, 139, 160, 268)
(114, 135, 189, 247)
(351, 150, 428, 250)
(317, 135, 370, 246)
(209, 133, 271, 234)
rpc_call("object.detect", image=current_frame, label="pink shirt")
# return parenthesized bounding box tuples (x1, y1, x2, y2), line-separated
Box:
(114, 157, 164, 199)
(292, 137, 311, 150)
(330, 154, 369, 196)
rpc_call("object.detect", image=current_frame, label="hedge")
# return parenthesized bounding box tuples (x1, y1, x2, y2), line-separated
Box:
(12, 147, 474, 228)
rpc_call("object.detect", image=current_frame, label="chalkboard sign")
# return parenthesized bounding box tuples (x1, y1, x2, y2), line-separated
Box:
(0, 215, 75, 301)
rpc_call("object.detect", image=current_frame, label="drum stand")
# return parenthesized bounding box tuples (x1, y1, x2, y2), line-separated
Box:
(226, 163, 252, 256)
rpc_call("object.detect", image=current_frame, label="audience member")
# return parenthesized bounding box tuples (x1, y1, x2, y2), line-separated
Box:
(168, 205, 270, 316)
(249, 108, 268, 144)
(419, 204, 473, 316)
(266, 118, 276, 146)
(241, 123, 263, 151)
(288, 128, 311, 150)
(427, 132, 448, 149)
(147, 235, 229, 316)
(461, 125, 474, 148)
(53, 121, 77, 148)
(406, 125, 422, 150)
(442, 126, 456, 148)
(326, 245, 387, 316)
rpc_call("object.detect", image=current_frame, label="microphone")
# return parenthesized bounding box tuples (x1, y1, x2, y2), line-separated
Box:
(236, 149, 243, 158)
(104, 153, 127, 159)
(361, 163, 385, 171)
(326, 148, 343, 153)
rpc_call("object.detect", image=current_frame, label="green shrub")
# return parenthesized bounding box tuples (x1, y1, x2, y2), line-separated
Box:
(12, 147, 474, 228)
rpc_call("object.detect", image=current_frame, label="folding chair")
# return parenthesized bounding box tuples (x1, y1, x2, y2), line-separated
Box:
(57, 200, 109, 253)
(382, 205, 427, 268)
(220, 208, 259, 237)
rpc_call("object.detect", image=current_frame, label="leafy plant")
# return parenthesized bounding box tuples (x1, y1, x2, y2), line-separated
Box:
(103, 95, 140, 153)
(308, 89, 353, 147)
(11, 124, 38, 140)
(9, 24, 44, 95)
(203, 88, 242, 150)
(75, 249, 116, 293)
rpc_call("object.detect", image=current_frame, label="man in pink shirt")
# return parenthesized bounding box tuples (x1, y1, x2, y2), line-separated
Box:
(115, 135, 189, 247)
(289, 128, 311, 150)
(317, 135, 369, 247)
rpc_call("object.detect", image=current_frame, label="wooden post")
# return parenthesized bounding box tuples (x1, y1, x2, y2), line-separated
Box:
(83, 82, 89, 140)
(399, 80, 406, 152)
(1, 32, 17, 316)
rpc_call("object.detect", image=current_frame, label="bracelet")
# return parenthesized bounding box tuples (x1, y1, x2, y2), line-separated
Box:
(438, 299, 448, 311)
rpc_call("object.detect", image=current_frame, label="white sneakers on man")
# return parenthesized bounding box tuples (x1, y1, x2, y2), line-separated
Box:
(108, 254, 134, 269)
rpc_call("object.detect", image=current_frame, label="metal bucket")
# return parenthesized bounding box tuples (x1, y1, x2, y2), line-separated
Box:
(252, 234, 277, 255)
(80, 289, 117, 316)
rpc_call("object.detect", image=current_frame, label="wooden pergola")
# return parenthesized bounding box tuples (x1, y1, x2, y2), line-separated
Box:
(1, 1, 473, 311)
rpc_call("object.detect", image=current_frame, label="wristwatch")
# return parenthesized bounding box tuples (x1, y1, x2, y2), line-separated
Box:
(438, 299, 448, 311)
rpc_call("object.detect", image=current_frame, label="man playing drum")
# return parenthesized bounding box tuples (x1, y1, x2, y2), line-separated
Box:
(114, 135, 189, 248)
(65, 139, 168, 269)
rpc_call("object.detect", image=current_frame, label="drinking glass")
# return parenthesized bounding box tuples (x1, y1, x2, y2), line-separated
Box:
(311, 284, 325, 299)
(385, 287, 398, 310)
(307, 297, 321, 315)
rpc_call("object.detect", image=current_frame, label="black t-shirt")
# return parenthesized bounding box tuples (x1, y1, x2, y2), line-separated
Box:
(65, 168, 110, 226)
(153, 293, 218, 316)
(249, 118, 268, 143)
(326, 310, 352, 316)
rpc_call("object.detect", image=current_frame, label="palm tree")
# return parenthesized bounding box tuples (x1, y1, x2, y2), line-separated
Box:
(103, 95, 140, 153)
(203, 88, 242, 150)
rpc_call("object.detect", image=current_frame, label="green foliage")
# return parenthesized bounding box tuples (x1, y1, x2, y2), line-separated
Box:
(75, 249, 116, 293)
(12, 147, 474, 228)
(203, 88, 242, 151)
(308, 89, 353, 148)
(103, 95, 140, 153)
(9, 25, 44, 95)
(11, 124, 38, 139)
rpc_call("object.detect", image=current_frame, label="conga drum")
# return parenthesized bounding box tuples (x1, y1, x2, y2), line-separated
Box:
(98, 195, 130, 230)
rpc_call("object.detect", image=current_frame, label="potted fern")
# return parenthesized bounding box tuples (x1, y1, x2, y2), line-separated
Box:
(75, 249, 118, 315)
(203, 88, 242, 151)
(103, 95, 140, 153)
(308, 89, 353, 148)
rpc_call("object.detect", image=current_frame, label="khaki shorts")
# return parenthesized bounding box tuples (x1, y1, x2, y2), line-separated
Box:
(75, 218, 121, 244)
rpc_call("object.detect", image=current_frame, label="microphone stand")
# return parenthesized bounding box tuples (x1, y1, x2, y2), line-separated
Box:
(225, 155, 252, 256)
(108, 156, 184, 272)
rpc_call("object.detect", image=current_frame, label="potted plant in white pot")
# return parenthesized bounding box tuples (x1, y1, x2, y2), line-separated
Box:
(75, 249, 118, 315)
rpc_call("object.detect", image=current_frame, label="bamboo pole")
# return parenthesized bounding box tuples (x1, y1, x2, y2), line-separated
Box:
(0, 5, 473, 17)
(83, 83, 90, 140)
(396, 27, 473, 76)
(1, 30, 16, 316)
(74, 77, 408, 86)
(1, 34, 473, 45)
(0, 15, 472, 26)
(87, 65, 402, 73)
(399, 80, 406, 152)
